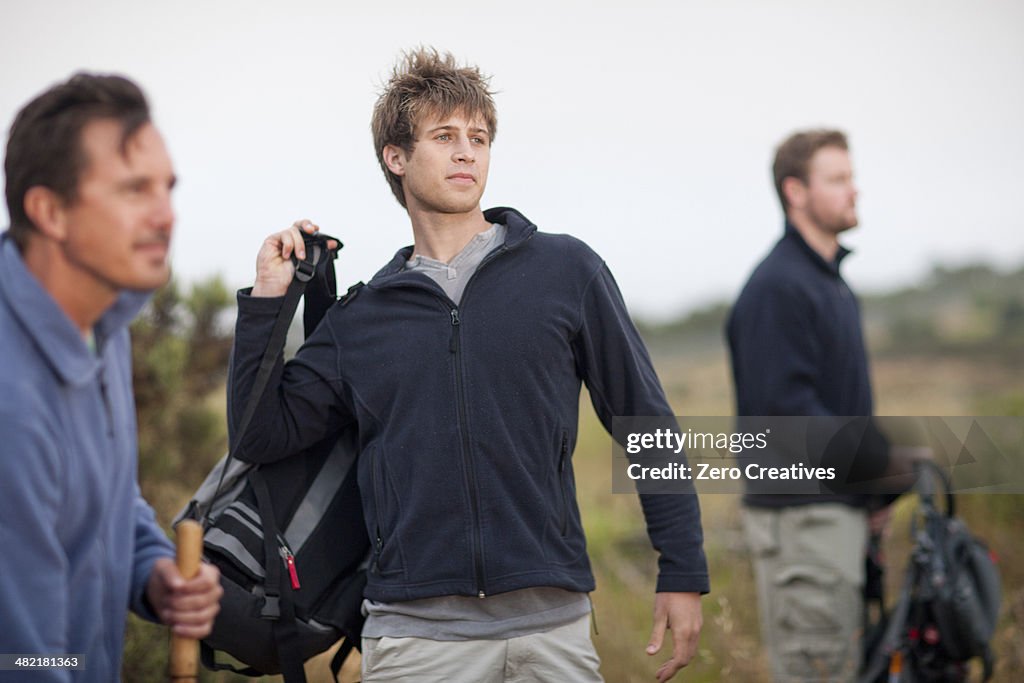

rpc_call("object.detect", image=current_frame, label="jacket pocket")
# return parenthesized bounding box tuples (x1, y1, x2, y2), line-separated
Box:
(558, 431, 571, 537)
(369, 445, 403, 577)
(544, 429, 586, 566)
(771, 563, 857, 678)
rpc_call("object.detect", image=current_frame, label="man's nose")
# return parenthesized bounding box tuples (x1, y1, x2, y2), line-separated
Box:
(452, 137, 475, 163)
(152, 191, 175, 234)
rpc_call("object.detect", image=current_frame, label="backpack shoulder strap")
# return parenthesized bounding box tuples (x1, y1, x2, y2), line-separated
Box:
(200, 234, 340, 525)
(302, 235, 341, 337)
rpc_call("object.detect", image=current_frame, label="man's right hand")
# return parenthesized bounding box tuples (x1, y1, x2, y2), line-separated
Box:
(884, 445, 934, 493)
(252, 219, 326, 297)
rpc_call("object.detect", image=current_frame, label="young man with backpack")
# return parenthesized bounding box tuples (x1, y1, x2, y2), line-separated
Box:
(229, 48, 709, 682)
(0, 73, 222, 682)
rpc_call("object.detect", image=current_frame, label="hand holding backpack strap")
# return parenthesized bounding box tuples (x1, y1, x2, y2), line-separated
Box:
(203, 233, 340, 525)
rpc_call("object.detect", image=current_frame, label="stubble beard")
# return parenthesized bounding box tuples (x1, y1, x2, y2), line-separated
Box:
(809, 203, 858, 236)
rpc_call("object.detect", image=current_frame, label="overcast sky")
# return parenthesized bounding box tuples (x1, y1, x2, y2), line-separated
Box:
(3, 0, 1022, 320)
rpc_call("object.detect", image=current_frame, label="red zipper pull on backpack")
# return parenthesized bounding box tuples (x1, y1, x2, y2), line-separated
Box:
(284, 551, 301, 590)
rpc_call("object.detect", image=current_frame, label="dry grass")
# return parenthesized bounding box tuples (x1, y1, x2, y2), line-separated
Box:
(131, 350, 1021, 682)
(571, 350, 1022, 682)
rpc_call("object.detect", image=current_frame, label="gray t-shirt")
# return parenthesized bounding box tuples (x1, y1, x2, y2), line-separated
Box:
(403, 222, 506, 305)
(361, 223, 591, 640)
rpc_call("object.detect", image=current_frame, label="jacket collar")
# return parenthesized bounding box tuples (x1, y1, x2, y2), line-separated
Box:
(783, 220, 852, 277)
(368, 206, 538, 287)
(0, 233, 150, 386)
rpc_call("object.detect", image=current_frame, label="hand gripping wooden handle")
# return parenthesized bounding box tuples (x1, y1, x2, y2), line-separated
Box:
(169, 520, 203, 682)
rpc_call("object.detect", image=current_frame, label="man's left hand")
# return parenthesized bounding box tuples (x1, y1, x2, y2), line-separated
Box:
(868, 505, 894, 537)
(646, 591, 702, 682)
(146, 558, 223, 638)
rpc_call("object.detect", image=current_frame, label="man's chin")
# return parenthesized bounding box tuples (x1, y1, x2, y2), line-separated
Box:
(125, 265, 172, 292)
(835, 216, 859, 233)
(435, 199, 483, 215)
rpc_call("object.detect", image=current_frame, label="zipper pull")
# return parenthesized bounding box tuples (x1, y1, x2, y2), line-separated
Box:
(372, 534, 383, 574)
(450, 308, 460, 353)
(280, 545, 301, 590)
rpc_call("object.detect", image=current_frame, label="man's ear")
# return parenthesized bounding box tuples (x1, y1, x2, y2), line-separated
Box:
(782, 176, 807, 211)
(382, 144, 407, 177)
(23, 186, 70, 241)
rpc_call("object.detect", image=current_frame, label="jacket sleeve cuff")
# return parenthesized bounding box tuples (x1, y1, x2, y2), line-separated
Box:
(237, 287, 287, 314)
(656, 573, 711, 594)
(131, 555, 169, 623)
(129, 494, 175, 622)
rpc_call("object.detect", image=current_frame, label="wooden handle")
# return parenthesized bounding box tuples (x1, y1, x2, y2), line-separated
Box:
(169, 520, 203, 682)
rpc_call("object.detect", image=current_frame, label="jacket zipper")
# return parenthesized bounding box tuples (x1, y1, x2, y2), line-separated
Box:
(443, 244, 515, 599)
(559, 432, 571, 537)
(372, 238, 529, 597)
(451, 307, 487, 597)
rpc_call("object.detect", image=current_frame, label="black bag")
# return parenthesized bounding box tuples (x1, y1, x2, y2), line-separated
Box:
(175, 233, 370, 682)
(861, 461, 1001, 683)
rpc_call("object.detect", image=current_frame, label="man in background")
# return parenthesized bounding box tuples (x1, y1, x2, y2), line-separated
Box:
(0, 73, 222, 682)
(727, 129, 917, 682)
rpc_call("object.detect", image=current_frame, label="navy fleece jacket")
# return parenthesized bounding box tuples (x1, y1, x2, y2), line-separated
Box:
(727, 222, 890, 508)
(229, 207, 709, 601)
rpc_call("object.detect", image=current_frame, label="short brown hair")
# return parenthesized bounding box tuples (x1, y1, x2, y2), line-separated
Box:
(4, 73, 150, 249)
(772, 129, 848, 212)
(371, 47, 497, 208)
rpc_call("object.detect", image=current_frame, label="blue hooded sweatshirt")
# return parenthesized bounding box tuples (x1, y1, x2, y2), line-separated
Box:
(0, 234, 174, 682)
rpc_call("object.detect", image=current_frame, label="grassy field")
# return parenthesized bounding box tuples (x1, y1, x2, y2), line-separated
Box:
(124, 263, 1023, 680)
(575, 346, 1023, 682)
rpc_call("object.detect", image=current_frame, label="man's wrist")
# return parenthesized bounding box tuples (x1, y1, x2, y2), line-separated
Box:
(251, 280, 288, 298)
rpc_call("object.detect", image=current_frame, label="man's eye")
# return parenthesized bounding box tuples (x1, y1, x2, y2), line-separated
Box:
(437, 134, 450, 141)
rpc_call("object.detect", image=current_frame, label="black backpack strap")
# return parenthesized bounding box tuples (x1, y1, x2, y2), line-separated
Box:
(914, 459, 955, 517)
(199, 641, 266, 677)
(330, 638, 356, 681)
(198, 233, 343, 679)
(858, 562, 916, 683)
(982, 643, 994, 681)
(251, 470, 307, 683)
(303, 235, 341, 337)
(233, 274, 307, 450)
(204, 234, 340, 524)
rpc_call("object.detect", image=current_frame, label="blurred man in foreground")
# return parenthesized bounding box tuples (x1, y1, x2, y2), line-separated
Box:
(0, 73, 222, 682)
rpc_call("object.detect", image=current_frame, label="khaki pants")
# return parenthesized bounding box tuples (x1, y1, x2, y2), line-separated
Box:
(743, 504, 868, 683)
(361, 613, 603, 682)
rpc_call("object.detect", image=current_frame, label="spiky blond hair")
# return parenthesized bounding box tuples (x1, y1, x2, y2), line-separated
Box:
(372, 47, 497, 208)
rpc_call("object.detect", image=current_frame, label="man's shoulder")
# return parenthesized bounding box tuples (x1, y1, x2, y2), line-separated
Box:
(731, 246, 820, 328)
(0, 357, 56, 424)
(485, 206, 602, 266)
(0, 306, 52, 391)
(739, 251, 807, 301)
(525, 230, 604, 274)
(0, 366, 59, 468)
